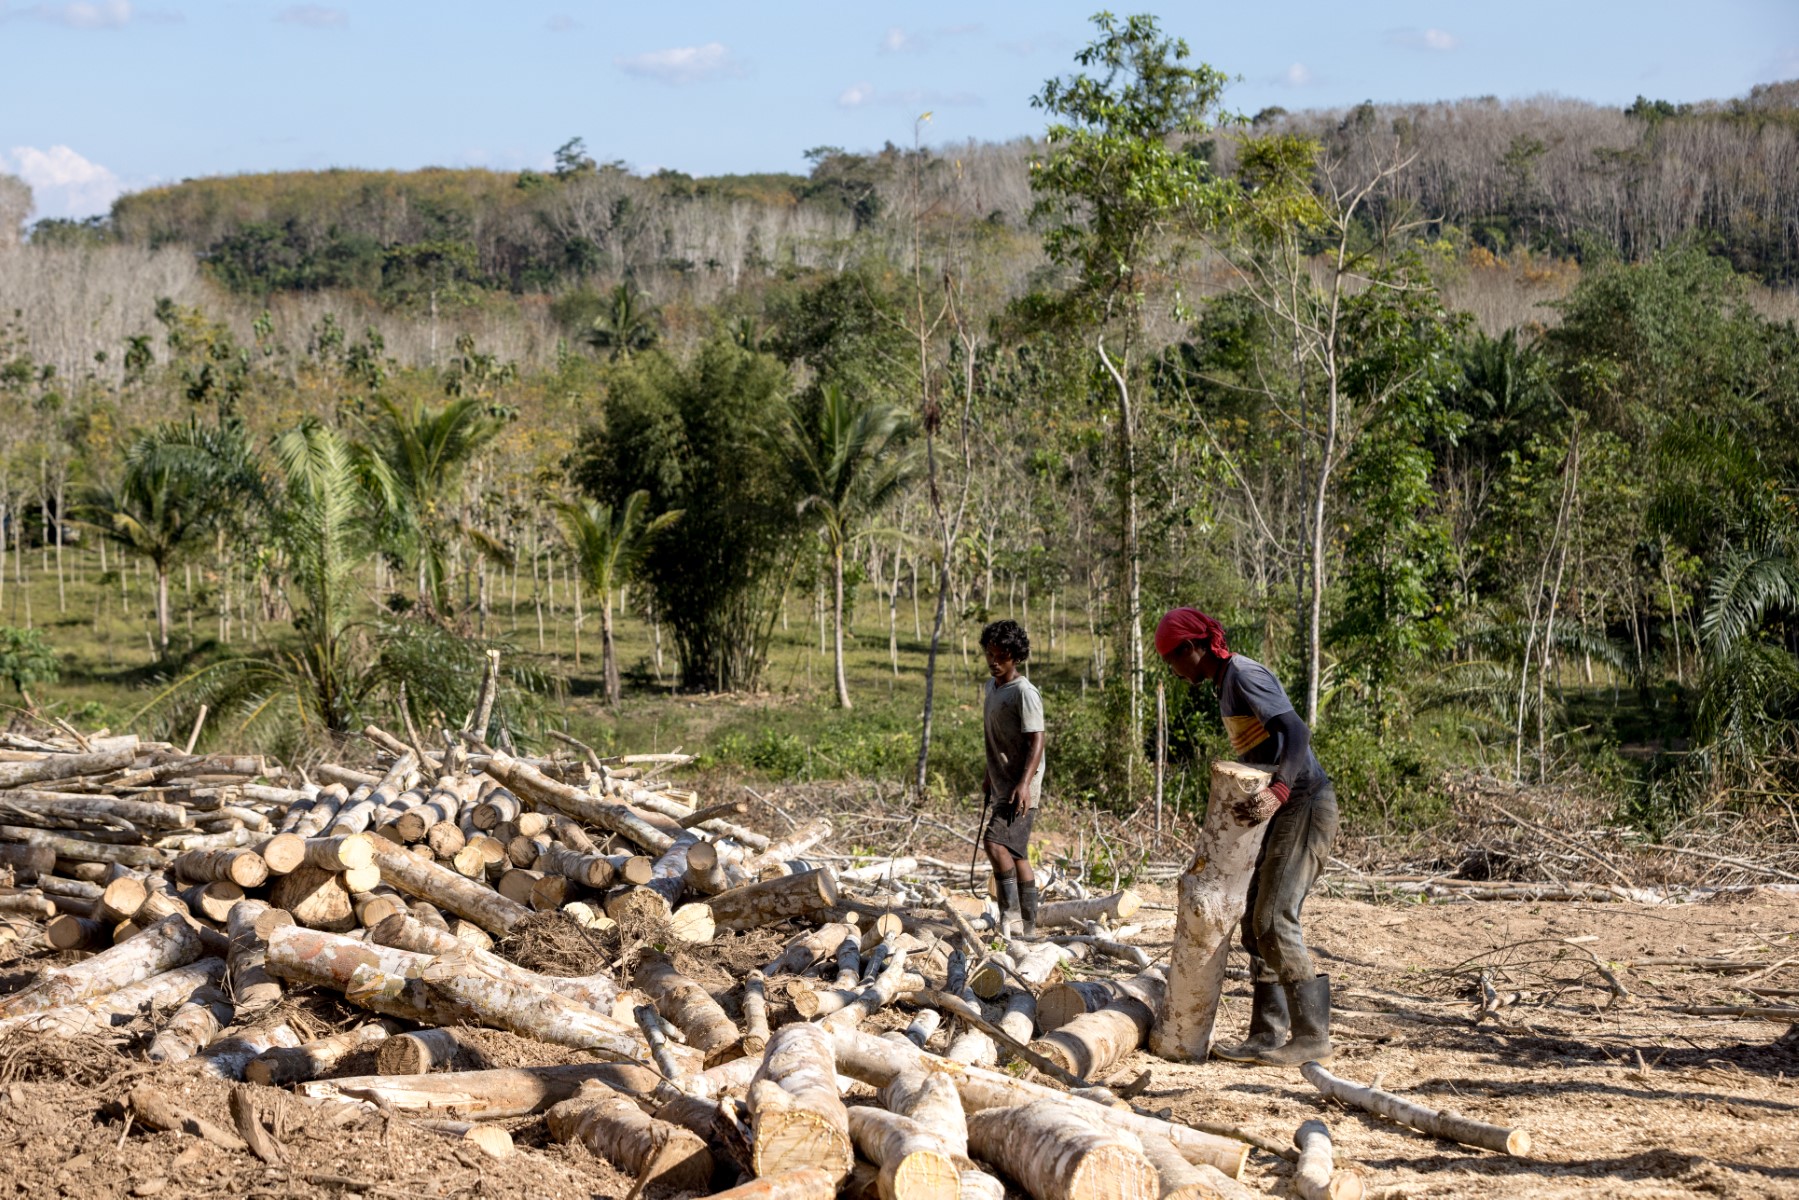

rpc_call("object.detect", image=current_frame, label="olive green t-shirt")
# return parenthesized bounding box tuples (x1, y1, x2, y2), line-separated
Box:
(983, 675, 1045, 805)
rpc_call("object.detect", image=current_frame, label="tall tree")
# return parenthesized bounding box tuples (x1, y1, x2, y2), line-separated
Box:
(1030, 12, 1232, 766)
(360, 394, 506, 616)
(584, 281, 661, 361)
(556, 490, 681, 707)
(80, 419, 256, 657)
(776, 382, 917, 709)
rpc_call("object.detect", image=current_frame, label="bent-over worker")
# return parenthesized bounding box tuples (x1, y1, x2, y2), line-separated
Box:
(1155, 606, 1338, 1066)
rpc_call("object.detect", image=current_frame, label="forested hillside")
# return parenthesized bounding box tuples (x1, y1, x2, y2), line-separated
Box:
(0, 17, 1795, 841)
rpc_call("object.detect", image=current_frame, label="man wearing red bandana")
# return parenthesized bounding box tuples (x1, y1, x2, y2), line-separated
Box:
(1155, 606, 1339, 1066)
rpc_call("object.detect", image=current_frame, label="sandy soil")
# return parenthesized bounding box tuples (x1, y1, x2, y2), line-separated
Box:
(0, 890, 1794, 1200)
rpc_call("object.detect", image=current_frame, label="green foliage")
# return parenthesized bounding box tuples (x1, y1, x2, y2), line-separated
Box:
(571, 338, 802, 691)
(583, 281, 660, 361)
(0, 627, 59, 693)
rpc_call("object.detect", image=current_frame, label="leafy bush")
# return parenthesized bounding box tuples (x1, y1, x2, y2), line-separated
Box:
(0, 627, 59, 693)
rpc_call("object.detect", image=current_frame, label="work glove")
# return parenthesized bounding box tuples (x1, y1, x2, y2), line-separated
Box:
(1230, 780, 1289, 825)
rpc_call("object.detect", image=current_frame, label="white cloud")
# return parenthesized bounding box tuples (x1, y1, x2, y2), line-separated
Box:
(1, 145, 122, 219)
(1283, 62, 1313, 87)
(880, 23, 982, 54)
(545, 13, 578, 33)
(880, 26, 911, 53)
(3, 0, 136, 27)
(1386, 27, 1459, 52)
(615, 41, 744, 84)
(275, 4, 346, 28)
(836, 83, 979, 110)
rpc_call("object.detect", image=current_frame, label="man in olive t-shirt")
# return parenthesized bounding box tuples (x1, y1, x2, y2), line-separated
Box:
(979, 619, 1045, 936)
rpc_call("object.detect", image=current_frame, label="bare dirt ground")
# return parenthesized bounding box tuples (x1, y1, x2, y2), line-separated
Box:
(1, 890, 1794, 1200)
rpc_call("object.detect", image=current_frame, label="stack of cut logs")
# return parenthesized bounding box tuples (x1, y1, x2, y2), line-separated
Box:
(0, 701, 1417, 1200)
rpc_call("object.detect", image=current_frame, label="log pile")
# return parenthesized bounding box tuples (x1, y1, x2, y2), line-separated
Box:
(0, 718, 1415, 1197)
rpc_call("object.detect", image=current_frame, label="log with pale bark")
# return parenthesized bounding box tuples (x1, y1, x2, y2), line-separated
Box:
(848, 1107, 960, 1200)
(0, 958, 224, 1038)
(264, 925, 466, 1025)
(707, 868, 840, 932)
(635, 953, 742, 1065)
(369, 912, 618, 1011)
(1138, 1135, 1258, 1200)
(146, 984, 234, 1062)
(226, 898, 290, 1019)
(245, 1022, 392, 1085)
(762, 921, 857, 977)
(1300, 1062, 1529, 1155)
(1034, 889, 1143, 931)
(967, 1102, 1158, 1200)
(303, 1062, 664, 1118)
(1150, 762, 1274, 1063)
(0, 913, 204, 1019)
(1031, 967, 1166, 1079)
(547, 1080, 716, 1194)
(1292, 1119, 1365, 1200)
(749, 1023, 855, 1182)
(481, 750, 678, 854)
(367, 833, 530, 935)
(707, 1169, 838, 1200)
(827, 1027, 1248, 1179)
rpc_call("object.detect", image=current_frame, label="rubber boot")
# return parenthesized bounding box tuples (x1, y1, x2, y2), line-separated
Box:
(1258, 974, 1333, 1066)
(997, 873, 1022, 939)
(1211, 978, 1291, 1063)
(1018, 881, 1040, 938)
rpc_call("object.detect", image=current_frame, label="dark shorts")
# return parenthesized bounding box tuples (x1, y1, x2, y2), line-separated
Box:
(982, 799, 1036, 858)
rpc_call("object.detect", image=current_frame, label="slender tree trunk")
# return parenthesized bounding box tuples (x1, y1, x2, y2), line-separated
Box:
(54, 476, 65, 614)
(602, 595, 620, 709)
(833, 542, 852, 710)
(156, 562, 171, 656)
(573, 577, 584, 669)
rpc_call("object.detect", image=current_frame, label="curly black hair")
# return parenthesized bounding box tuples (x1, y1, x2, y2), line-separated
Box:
(979, 619, 1031, 663)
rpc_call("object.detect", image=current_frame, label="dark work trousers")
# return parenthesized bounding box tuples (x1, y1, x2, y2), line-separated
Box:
(1239, 779, 1339, 984)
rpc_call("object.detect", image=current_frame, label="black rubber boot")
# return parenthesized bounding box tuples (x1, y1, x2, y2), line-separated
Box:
(1212, 978, 1291, 1063)
(1259, 974, 1334, 1066)
(996, 873, 1021, 938)
(1018, 881, 1040, 937)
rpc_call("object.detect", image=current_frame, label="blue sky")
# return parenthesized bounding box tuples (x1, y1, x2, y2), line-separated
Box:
(2, 0, 1795, 220)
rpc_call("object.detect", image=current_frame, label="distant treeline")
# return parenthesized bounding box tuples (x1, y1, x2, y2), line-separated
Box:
(23, 82, 1799, 298)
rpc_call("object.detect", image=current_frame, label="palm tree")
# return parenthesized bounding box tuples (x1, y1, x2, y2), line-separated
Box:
(584, 281, 660, 361)
(556, 491, 680, 707)
(80, 419, 257, 657)
(359, 395, 506, 614)
(776, 383, 917, 709)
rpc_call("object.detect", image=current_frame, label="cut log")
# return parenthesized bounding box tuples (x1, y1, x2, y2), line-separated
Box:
(301, 1063, 663, 1118)
(880, 1070, 968, 1157)
(1138, 1134, 1257, 1200)
(179, 880, 243, 923)
(707, 868, 840, 932)
(269, 862, 356, 932)
(146, 984, 234, 1063)
(706, 1169, 838, 1200)
(1292, 1119, 1364, 1200)
(946, 1028, 997, 1068)
(606, 832, 699, 923)
(749, 1023, 854, 1182)
(0, 842, 54, 882)
(45, 914, 108, 950)
(246, 1022, 392, 1086)
(377, 1027, 470, 1074)
(368, 833, 531, 935)
(368, 912, 619, 1012)
(265, 925, 466, 1025)
(827, 1027, 1247, 1179)
(0, 958, 224, 1038)
(848, 1107, 959, 1200)
(971, 941, 1078, 999)
(740, 819, 832, 878)
(742, 970, 772, 1055)
(189, 1023, 301, 1081)
(635, 953, 742, 1065)
(0, 745, 135, 787)
(535, 842, 617, 889)
(482, 750, 677, 853)
(966, 1101, 1157, 1200)
(998, 990, 1037, 1051)
(0, 791, 191, 830)
(902, 1009, 941, 1049)
(417, 951, 666, 1068)
(762, 921, 857, 977)
(1031, 968, 1166, 1079)
(173, 847, 269, 888)
(1149, 762, 1273, 1063)
(226, 898, 291, 1019)
(1040, 980, 1133, 1032)
(0, 913, 204, 1019)
(1300, 1062, 1529, 1156)
(1034, 890, 1143, 931)
(684, 839, 730, 895)
(302, 833, 376, 871)
(0, 826, 164, 868)
(547, 1079, 715, 1194)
